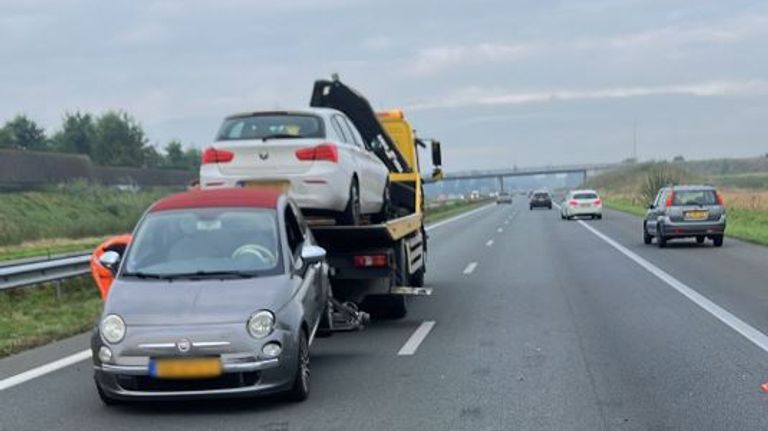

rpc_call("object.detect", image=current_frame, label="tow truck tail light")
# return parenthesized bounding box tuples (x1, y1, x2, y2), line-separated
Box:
(665, 192, 675, 208)
(201, 147, 234, 164)
(295, 143, 338, 163)
(354, 254, 388, 268)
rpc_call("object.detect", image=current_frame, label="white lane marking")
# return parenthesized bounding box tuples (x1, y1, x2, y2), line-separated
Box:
(0, 349, 91, 391)
(426, 203, 494, 232)
(463, 262, 478, 275)
(398, 321, 436, 356)
(497, 228, 503, 233)
(486, 240, 494, 247)
(578, 221, 768, 353)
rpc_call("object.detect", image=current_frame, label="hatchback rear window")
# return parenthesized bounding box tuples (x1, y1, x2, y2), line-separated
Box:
(672, 190, 718, 206)
(534, 193, 549, 198)
(217, 114, 325, 140)
(573, 193, 598, 200)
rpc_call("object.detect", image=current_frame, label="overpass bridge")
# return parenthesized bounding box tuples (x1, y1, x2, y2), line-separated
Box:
(425, 163, 618, 190)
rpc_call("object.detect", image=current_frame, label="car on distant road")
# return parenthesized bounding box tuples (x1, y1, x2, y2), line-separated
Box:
(529, 190, 552, 210)
(200, 109, 390, 225)
(92, 188, 329, 404)
(560, 190, 603, 220)
(643, 185, 726, 248)
(496, 191, 513, 204)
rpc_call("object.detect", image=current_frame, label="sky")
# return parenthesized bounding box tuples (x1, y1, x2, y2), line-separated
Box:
(2, 0, 768, 172)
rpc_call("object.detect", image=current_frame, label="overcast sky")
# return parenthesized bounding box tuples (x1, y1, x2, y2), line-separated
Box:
(2, 0, 768, 171)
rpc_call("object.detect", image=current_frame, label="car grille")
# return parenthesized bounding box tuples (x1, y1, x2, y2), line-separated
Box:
(116, 371, 260, 392)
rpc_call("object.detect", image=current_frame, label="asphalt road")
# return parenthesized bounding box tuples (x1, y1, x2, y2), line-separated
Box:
(4, 200, 768, 430)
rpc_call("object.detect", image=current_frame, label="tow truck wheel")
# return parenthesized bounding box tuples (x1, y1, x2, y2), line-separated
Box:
(286, 331, 310, 402)
(386, 296, 407, 319)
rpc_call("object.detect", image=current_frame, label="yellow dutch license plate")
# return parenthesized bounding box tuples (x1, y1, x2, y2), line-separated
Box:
(150, 358, 222, 379)
(242, 180, 289, 191)
(685, 210, 708, 220)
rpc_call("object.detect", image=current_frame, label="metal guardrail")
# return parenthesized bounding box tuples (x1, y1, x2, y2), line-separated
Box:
(0, 253, 91, 291)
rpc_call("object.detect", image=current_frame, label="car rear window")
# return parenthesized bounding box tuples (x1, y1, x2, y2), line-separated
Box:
(672, 190, 718, 206)
(573, 193, 598, 200)
(217, 114, 325, 140)
(534, 193, 549, 198)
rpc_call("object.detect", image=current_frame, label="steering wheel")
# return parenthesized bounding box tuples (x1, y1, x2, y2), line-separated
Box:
(232, 244, 276, 265)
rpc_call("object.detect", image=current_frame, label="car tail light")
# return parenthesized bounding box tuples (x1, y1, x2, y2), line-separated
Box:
(569, 200, 579, 206)
(201, 147, 234, 164)
(594, 199, 602, 206)
(665, 192, 675, 208)
(715, 192, 725, 205)
(295, 143, 338, 163)
(354, 254, 388, 268)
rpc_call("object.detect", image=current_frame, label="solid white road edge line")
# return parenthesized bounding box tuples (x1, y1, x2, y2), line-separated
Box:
(0, 349, 91, 391)
(398, 321, 436, 356)
(0, 202, 496, 391)
(463, 262, 478, 274)
(486, 240, 494, 247)
(578, 220, 768, 353)
(425, 203, 494, 232)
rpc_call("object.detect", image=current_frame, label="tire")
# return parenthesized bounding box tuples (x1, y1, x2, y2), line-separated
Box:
(96, 384, 122, 406)
(337, 179, 361, 226)
(529, 205, 533, 210)
(547, 205, 552, 210)
(286, 331, 310, 402)
(596, 214, 602, 220)
(560, 213, 566, 220)
(385, 295, 407, 319)
(657, 234, 667, 248)
(371, 180, 391, 224)
(643, 224, 652, 245)
(713, 235, 724, 247)
(696, 236, 705, 244)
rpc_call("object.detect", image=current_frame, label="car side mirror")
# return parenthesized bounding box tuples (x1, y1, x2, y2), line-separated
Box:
(301, 245, 326, 266)
(647, 204, 655, 209)
(99, 250, 121, 273)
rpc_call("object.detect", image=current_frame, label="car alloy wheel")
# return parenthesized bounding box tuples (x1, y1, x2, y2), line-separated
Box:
(287, 332, 310, 401)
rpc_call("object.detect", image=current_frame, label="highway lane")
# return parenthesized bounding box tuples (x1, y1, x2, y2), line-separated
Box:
(4, 200, 768, 429)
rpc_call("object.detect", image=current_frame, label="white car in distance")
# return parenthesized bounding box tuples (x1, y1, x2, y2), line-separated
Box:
(200, 109, 390, 225)
(561, 189, 603, 220)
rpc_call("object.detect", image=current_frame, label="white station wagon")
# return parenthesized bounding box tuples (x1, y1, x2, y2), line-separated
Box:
(200, 109, 390, 225)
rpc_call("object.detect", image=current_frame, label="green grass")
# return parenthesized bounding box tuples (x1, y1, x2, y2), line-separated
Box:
(425, 199, 492, 224)
(0, 236, 105, 261)
(604, 196, 768, 247)
(0, 183, 177, 248)
(0, 277, 102, 357)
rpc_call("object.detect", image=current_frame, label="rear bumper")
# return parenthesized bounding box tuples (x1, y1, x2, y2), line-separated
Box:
(660, 220, 726, 237)
(565, 206, 603, 216)
(530, 201, 551, 207)
(200, 164, 350, 211)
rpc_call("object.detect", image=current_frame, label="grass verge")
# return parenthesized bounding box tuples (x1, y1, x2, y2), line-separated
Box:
(425, 199, 493, 224)
(0, 277, 102, 358)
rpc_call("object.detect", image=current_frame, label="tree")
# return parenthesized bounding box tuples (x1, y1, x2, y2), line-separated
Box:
(51, 112, 96, 155)
(163, 140, 185, 169)
(672, 155, 685, 162)
(92, 111, 147, 167)
(0, 115, 48, 151)
(142, 145, 164, 168)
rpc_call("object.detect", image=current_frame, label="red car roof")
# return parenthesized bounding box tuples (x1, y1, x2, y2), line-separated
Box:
(150, 188, 281, 212)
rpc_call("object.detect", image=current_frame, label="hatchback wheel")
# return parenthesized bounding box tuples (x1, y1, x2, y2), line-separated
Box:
(643, 224, 652, 245)
(286, 331, 310, 402)
(337, 179, 361, 226)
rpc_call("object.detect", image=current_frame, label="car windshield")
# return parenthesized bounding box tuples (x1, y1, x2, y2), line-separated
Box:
(216, 114, 324, 140)
(673, 190, 718, 206)
(574, 193, 598, 200)
(122, 208, 282, 278)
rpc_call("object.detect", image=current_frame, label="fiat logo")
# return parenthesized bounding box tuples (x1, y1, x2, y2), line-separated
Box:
(176, 338, 191, 353)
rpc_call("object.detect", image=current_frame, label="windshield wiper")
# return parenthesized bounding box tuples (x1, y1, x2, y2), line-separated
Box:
(121, 271, 169, 280)
(161, 270, 259, 280)
(261, 133, 299, 141)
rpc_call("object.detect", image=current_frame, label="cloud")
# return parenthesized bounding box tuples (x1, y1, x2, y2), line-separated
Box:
(407, 43, 535, 76)
(407, 80, 768, 111)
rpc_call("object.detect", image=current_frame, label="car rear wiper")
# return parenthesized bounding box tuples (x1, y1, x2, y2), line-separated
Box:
(261, 134, 299, 141)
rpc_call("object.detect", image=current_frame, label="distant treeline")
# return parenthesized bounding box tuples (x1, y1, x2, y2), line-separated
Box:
(0, 111, 200, 172)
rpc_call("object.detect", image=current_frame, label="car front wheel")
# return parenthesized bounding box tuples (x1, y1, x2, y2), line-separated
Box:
(286, 331, 310, 402)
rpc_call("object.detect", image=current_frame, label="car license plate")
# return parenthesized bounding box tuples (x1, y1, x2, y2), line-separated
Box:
(241, 180, 289, 191)
(684, 210, 708, 220)
(580, 203, 590, 207)
(150, 358, 222, 379)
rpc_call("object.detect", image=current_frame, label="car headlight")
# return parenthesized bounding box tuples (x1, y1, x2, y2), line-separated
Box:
(100, 314, 126, 344)
(247, 310, 275, 339)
